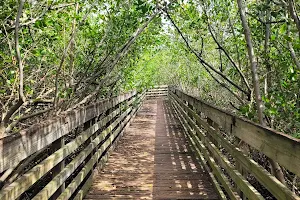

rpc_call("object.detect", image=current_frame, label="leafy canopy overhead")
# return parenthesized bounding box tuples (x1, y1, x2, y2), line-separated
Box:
(0, 0, 299, 140)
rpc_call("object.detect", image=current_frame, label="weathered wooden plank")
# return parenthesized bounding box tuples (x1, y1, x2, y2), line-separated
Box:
(188, 143, 227, 200)
(73, 171, 94, 200)
(0, 92, 141, 198)
(193, 137, 239, 200)
(206, 125, 298, 199)
(146, 92, 167, 95)
(147, 91, 167, 94)
(171, 103, 226, 200)
(174, 89, 234, 133)
(173, 95, 265, 199)
(146, 92, 168, 95)
(147, 89, 167, 92)
(51, 136, 65, 199)
(0, 91, 142, 200)
(152, 85, 168, 88)
(171, 92, 300, 200)
(84, 98, 218, 200)
(233, 118, 300, 177)
(32, 108, 133, 200)
(147, 88, 168, 92)
(0, 105, 130, 200)
(171, 89, 300, 177)
(177, 110, 262, 200)
(0, 91, 137, 173)
(146, 94, 168, 97)
(58, 99, 141, 200)
(206, 141, 263, 200)
(57, 118, 130, 200)
(171, 99, 239, 200)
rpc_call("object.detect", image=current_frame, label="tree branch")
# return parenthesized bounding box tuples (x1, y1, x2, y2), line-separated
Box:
(287, 24, 300, 69)
(205, 66, 245, 104)
(7, 1, 55, 30)
(5, 108, 52, 133)
(206, 18, 251, 92)
(54, 3, 80, 107)
(237, 0, 286, 185)
(165, 9, 250, 97)
(69, 9, 163, 110)
(288, 0, 300, 37)
(2, 0, 26, 127)
(246, 12, 286, 24)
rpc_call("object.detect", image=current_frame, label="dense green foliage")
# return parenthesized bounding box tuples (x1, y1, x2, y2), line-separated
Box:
(0, 0, 160, 132)
(0, 0, 299, 139)
(130, 0, 300, 139)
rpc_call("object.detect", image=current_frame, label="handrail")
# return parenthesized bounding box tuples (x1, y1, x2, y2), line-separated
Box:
(0, 91, 136, 172)
(169, 87, 300, 200)
(170, 87, 300, 176)
(0, 91, 145, 200)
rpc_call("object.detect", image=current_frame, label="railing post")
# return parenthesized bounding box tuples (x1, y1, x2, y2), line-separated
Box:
(85, 115, 100, 173)
(234, 138, 249, 200)
(206, 117, 218, 147)
(50, 136, 65, 200)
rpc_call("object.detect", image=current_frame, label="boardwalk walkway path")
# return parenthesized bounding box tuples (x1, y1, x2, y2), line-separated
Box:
(84, 98, 218, 199)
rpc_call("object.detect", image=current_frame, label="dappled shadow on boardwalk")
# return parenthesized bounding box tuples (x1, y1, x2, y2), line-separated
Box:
(84, 98, 218, 199)
(153, 99, 218, 199)
(84, 99, 157, 199)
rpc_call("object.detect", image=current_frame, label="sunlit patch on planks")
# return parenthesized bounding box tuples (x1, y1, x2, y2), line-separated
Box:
(84, 98, 218, 199)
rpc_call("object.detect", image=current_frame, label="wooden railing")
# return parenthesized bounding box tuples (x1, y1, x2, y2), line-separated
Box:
(0, 91, 145, 200)
(169, 87, 300, 200)
(1, 85, 299, 200)
(146, 85, 168, 98)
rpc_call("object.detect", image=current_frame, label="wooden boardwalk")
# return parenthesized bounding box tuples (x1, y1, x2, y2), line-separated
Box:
(84, 98, 218, 199)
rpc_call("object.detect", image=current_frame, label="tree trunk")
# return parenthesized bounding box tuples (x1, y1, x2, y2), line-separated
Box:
(237, 0, 286, 185)
(68, 3, 79, 87)
(288, 0, 300, 38)
(264, 0, 272, 96)
(1, 0, 26, 132)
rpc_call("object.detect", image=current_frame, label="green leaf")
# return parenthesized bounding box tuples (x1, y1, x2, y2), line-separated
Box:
(289, 66, 294, 74)
(271, 35, 276, 41)
(279, 24, 287, 34)
(284, 35, 292, 42)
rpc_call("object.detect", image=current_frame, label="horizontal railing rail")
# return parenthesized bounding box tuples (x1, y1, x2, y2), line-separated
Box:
(169, 87, 300, 200)
(146, 85, 168, 98)
(0, 91, 136, 172)
(0, 91, 145, 200)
